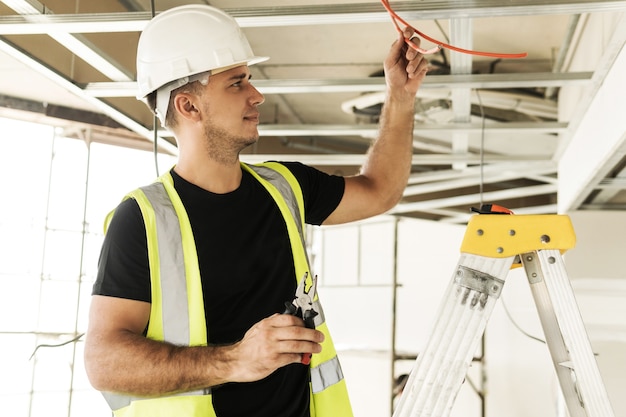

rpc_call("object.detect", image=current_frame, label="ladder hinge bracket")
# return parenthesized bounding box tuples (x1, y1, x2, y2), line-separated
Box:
(455, 265, 505, 299)
(521, 252, 544, 284)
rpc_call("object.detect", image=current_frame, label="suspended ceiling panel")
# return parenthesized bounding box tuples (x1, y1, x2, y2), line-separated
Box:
(0, 0, 625, 222)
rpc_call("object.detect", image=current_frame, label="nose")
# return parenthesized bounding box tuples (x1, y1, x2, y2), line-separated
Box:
(250, 84, 265, 106)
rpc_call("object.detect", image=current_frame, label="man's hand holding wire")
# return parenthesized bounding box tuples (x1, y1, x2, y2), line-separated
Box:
(384, 27, 429, 100)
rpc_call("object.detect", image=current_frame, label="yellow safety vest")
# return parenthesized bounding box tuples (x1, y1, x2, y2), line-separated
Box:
(100, 162, 354, 417)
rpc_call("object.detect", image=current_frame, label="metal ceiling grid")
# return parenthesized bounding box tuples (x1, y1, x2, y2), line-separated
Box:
(0, 0, 625, 222)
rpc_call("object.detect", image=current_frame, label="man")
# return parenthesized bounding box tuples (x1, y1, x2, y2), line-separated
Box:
(84, 4, 428, 417)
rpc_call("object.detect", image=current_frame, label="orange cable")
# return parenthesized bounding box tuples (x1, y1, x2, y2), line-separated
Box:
(381, 0, 527, 59)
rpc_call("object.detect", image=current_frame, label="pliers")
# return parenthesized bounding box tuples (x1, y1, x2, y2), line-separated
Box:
(283, 272, 319, 365)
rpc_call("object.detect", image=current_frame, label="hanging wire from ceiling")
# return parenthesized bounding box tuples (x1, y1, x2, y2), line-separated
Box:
(475, 90, 486, 208)
(474, 90, 547, 346)
(150, 0, 160, 177)
(501, 296, 546, 344)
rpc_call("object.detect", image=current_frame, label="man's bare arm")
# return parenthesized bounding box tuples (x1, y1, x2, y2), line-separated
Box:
(325, 28, 428, 225)
(84, 295, 324, 396)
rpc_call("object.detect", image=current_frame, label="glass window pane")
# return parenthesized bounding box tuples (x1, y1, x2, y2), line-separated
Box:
(0, 393, 31, 417)
(37, 280, 79, 333)
(81, 233, 104, 280)
(0, 334, 36, 393)
(0, 275, 40, 331)
(0, 118, 53, 222)
(42, 229, 83, 281)
(31, 336, 73, 391)
(0, 221, 45, 276)
(70, 342, 90, 390)
(30, 391, 70, 417)
(0, 117, 178, 417)
(70, 390, 112, 417)
(47, 136, 88, 232)
(76, 281, 93, 333)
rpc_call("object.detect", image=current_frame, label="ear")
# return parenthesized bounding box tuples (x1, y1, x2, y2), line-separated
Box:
(173, 93, 201, 123)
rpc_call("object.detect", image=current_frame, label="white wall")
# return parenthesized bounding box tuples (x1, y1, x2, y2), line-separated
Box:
(567, 211, 626, 415)
(312, 211, 625, 416)
(312, 216, 480, 417)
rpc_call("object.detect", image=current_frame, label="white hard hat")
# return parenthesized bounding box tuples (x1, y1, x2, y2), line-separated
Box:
(136, 5, 268, 124)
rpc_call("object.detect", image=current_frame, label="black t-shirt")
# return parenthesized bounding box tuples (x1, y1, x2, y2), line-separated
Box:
(92, 162, 345, 417)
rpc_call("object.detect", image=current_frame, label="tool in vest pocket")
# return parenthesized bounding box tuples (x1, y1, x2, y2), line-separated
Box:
(283, 272, 319, 365)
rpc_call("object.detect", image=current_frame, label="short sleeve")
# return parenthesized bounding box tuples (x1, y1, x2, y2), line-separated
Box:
(278, 161, 345, 226)
(92, 198, 151, 302)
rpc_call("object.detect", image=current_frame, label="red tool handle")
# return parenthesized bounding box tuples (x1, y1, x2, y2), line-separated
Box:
(301, 310, 318, 365)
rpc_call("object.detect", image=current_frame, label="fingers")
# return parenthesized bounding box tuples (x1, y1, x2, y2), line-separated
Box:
(400, 29, 429, 82)
(230, 315, 325, 383)
(401, 29, 427, 72)
(385, 26, 429, 86)
(406, 51, 429, 80)
(389, 27, 408, 58)
(266, 314, 324, 357)
(403, 27, 417, 48)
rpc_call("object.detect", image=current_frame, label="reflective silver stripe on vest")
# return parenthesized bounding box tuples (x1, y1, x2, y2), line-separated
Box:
(250, 166, 343, 397)
(141, 182, 190, 345)
(102, 166, 335, 412)
(103, 388, 210, 411)
(248, 165, 307, 252)
(102, 391, 133, 411)
(249, 165, 327, 330)
(102, 182, 204, 412)
(310, 356, 345, 394)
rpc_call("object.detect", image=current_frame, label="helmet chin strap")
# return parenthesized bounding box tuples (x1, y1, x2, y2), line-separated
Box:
(155, 87, 172, 128)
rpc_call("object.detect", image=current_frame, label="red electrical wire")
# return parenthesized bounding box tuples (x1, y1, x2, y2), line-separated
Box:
(381, 0, 528, 59)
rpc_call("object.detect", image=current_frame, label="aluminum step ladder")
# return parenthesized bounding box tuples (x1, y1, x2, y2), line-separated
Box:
(393, 210, 615, 417)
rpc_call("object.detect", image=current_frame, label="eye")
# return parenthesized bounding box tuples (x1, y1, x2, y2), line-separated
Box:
(229, 75, 251, 88)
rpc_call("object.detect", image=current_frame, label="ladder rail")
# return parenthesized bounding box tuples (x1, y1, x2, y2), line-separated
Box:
(393, 254, 513, 417)
(523, 250, 615, 417)
(394, 213, 615, 417)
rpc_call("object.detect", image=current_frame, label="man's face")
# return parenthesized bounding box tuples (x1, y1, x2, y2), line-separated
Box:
(200, 65, 265, 151)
